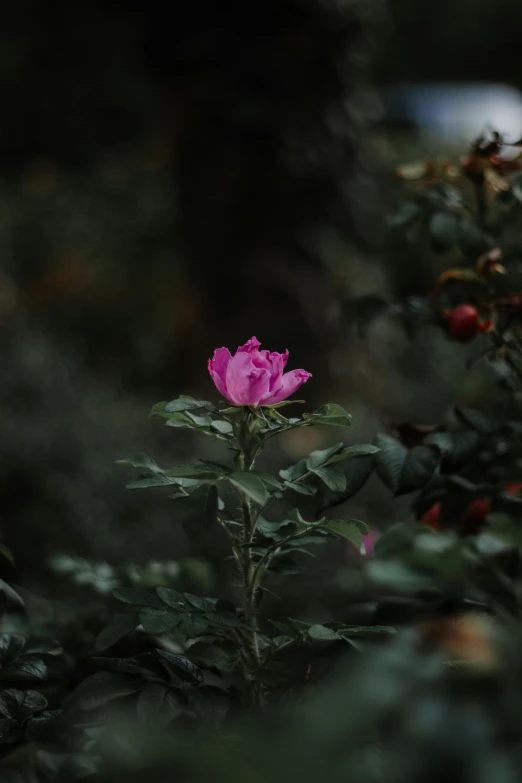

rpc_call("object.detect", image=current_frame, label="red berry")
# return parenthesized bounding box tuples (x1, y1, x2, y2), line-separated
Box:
(421, 502, 442, 531)
(447, 304, 480, 342)
(512, 294, 522, 311)
(462, 498, 491, 530)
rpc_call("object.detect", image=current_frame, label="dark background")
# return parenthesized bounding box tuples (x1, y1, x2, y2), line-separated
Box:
(1, 0, 521, 593)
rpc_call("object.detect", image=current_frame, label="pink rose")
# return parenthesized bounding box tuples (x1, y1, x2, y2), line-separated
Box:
(208, 336, 312, 407)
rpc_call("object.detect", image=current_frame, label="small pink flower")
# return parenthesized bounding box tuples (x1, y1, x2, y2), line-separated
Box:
(208, 336, 312, 407)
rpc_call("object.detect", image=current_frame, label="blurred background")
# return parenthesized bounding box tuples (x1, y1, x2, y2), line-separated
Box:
(2, 0, 522, 597)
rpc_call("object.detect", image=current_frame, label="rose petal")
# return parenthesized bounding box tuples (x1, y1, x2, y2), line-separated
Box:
(208, 347, 232, 400)
(237, 336, 261, 353)
(251, 349, 272, 371)
(225, 351, 271, 406)
(266, 350, 289, 390)
(260, 369, 312, 405)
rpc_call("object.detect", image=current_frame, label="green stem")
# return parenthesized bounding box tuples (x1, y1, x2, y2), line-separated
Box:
(235, 409, 265, 704)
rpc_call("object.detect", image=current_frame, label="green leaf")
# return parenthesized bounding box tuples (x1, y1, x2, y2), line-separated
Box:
(164, 396, 216, 414)
(283, 480, 318, 496)
(307, 624, 342, 641)
(330, 454, 375, 504)
(325, 444, 380, 465)
(206, 610, 251, 632)
(306, 443, 344, 470)
(126, 474, 180, 490)
(66, 672, 142, 710)
(113, 588, 166, 608)
(167, 464, 225, 480)
(9, 658, 48, 681)
(0, 579, 24, 611)
(156, 650, 204, 684)
(23, 639, 62, 657)
(310, 466, 346, 492)
(210, 420, 233, 435)
(455, 406, 505, 435)
(139, 609, 181, 635)
(375, 434, 438, 495)
(0, 689, 47, 721)
(116, 454, 164, 473)
(137, 684, 185, 723)
(340, 625, 397, 637)
(95, 614, 139, 652)
(178, 615, 210, 636)
(251, 471, 283, 490)
(0, 634, 26, 667)
(323, 519, 368, 549)
(156, 587, 189, 610)
(227, 472, 268, 505)
(280, 459, 308, 482)
(303, 404, 353, 429)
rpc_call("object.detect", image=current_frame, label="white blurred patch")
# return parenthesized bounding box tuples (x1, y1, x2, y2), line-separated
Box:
(386, 83, 522, 143)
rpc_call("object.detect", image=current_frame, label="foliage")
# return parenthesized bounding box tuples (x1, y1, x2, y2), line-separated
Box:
(10, 127, 522, 782)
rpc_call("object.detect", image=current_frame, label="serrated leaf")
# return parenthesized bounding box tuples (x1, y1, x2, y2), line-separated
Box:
(95, 614, 139, 652)
(251, 471, 283, 490)
(167, 464, 224, 480)
(156, 587, 188, 610)
(10, 658, 48, 681)
(210, 420, 233, 435)
(304, 404, 353, 429)
(116, 454, 164, 473)
(206, 612, 251, 632)
(323, 519, 368, 549)
(305, 443, 344, 470)
(156, 650, 204, 684)
(279, 459, 308, 482)
(165, 396, 216, 413)
(310, 466, 346, 492)
(227, 472, 268, 505)
(283, 480, 318, 496)
(126, 474, 180, 490)
(178, 614, 210, 637)
(375, 434, 438, 495)
(307, 624, 342, 641)
(113, 588, 165, 608)
(325, 444, 380, 465)
(139, 609, 181, 635)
